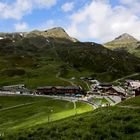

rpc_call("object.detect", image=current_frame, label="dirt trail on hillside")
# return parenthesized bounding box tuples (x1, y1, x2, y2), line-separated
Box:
(0, 102, 36, 111)
(117, 105, 140, 109)
(113, 73, 140, 83)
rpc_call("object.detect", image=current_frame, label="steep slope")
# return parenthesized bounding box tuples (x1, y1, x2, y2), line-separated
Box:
(0, 28, 140, 88)
(43, 27, 78, 42)
(0, 27, 78, 47)
(3, 96, 140, 140)
(104, 33, 140, 57)
(112, 33, 138, 42)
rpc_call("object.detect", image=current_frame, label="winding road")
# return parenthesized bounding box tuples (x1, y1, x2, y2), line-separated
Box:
(56, 72, 77, 86)
(113, 73, 140, 83)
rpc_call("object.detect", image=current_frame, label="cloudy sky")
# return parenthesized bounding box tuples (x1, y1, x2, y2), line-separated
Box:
(0, 0, 140, 43)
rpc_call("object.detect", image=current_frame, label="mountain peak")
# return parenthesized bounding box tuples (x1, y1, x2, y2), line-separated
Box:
(114, 33, 138, 42)
(104, 33, 140, 50)
(25, 27, 78, 42)
(45, 27, 66, 33)
(44, 27, 67, 37)
(43, 27, 78, 42)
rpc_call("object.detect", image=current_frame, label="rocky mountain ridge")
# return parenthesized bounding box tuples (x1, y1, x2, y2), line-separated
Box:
(104, 33, 140, 57)
(0, 27, 78, 43)
(114, 33, 138, 42)
(0, 28, 140, 87)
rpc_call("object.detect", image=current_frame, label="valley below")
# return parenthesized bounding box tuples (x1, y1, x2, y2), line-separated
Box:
(0, 27, 140, 140)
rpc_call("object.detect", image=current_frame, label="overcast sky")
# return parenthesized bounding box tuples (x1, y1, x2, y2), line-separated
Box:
(0, 0, 140, 43)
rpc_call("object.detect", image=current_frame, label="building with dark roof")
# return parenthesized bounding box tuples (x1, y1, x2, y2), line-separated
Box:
(135, 87, 140, 96)
(37, 86, 85, 96)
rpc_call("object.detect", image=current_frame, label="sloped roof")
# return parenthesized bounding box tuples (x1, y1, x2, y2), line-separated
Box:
(112, 86, 125, 94)
(37, 86, 80, 90)
(99, 83, 112, 87)
(129, 81, 140, 89)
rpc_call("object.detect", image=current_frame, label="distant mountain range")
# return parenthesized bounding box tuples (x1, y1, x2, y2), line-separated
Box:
(0, 27, 140, 88)
(104, 33, 140, 57)
(0, 27, 78, 44)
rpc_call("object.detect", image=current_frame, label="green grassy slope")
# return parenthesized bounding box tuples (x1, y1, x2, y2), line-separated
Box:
(0, 95, 93, 134)
(55, 45, 140, 81)
(104, 33, 140, 58)
(0, 32, 140, 88)
(3, 96, 140, 140)
(105, 41, 140, 58)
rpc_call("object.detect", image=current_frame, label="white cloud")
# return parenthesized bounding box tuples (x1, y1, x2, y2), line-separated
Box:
(61, 2, 74, 12)
(15, 22, 29, 31)
(0, 0, 32, 19)
(121, 0, 140, 15)
(34, 0, 57, 8)
(66, 0, 140, 42)
(0, 0, 57, 20)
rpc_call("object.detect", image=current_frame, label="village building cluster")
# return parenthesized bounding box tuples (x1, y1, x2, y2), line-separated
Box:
(0, 84, 85, 97)
(87, 79, 140, 98)
(0, 79, 140, 100)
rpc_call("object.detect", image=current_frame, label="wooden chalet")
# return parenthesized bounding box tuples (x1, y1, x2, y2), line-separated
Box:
(94, 83, 126, 96)
(37, 86, 85, 96)
(125, 80, 140, 89)
(94, 83, 112, 92)
(125, 80, 140, 97)
(107, 86, 126, 96)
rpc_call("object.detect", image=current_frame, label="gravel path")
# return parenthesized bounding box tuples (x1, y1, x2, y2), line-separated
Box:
(117, 105, 140, 109)
(0, 102, 36, 112)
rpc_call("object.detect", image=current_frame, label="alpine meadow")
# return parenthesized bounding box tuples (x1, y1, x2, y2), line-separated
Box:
(0, 0, 140, 140)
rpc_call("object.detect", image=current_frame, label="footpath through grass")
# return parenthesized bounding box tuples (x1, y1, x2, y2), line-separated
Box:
(0, 95, 93, 135)
(2, 96, 140, 140)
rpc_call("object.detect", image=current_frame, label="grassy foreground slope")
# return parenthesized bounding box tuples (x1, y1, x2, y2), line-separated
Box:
(3, 96, 140, 140)
(0, 95, 93, 134)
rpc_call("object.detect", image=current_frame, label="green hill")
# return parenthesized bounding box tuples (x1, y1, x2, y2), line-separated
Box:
(0, 95, 92, 134)
(3, 96, 140, 140)
(0, 28, 140, 88)
(104, 33, 140, 58)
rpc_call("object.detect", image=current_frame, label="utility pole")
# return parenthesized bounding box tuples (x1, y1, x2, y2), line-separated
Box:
(47, 107, 53, 123)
